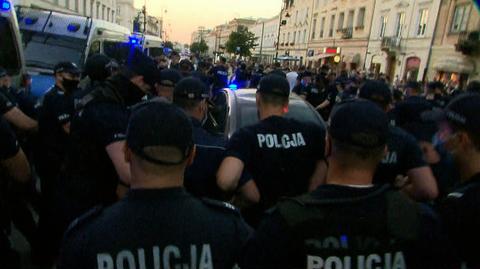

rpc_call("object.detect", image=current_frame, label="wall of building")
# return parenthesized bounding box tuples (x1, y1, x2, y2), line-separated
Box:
(249, 15, 279, 63)
(116, 0, 135, 30)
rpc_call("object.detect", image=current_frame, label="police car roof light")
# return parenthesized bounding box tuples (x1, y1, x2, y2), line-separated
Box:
(229, 84, 238, 90)
(1, 0, 10, 11)
(129, 36, 139, 45)
(67, 23, 81, 32)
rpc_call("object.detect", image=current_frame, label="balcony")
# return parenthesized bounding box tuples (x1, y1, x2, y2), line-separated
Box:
(456, 31, 480, 55)
(381, 36, 402, 52)
(290, 42, 295, 46)
(341, 27, 353, 39)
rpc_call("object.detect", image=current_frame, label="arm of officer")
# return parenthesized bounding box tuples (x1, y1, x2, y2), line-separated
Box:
(309, 159, 328, 191)
(404, 166, 438, 201)
(316, 99, 330, 110)
(2, 148, 31, 183)
(106, 141, 131, 186)
(3, 107, 38, 132)
(217, 156, 244, 192)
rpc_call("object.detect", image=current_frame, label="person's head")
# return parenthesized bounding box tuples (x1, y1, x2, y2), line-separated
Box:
(179, 59, 193, 76)
(171, 52, 181, 64)
(327, 99, 389, 171)
(154, 69, 183, 102)
(0, 67, 10, 88)
(156, 56, 169, 69)
(126, 101, 195, 187)
(466, 80, 480, 94)
(84, 53, 113, 82)
(358, 80, 392, 111)
(124, 49, 157, 93)
(53, 62, 81, 93)
(218, 56, 227, 65)
(404, 81, 423, 97)
(301, 71, 313, 86)
(427, 81, 445, 95)
(436, 94, 480, 168)
(173, 77, 209, 122)
(256, 74, 290, 119)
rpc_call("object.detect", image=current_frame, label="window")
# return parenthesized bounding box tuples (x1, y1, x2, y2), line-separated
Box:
(338, 12, 344, 30)
(395, 12, 405, 37)
(74, 0, 79, 11)
(293, 31, 296, 43)
(282, 33, 286, 43)
(306, 8, 309, 21)
(417, 9, 429, 36)
(357, 7, 366, 27)
(312, 19, 317, 39)
(83, 0, 87, 15)
(303, 29, 307, 43)
(90, 0, 95, 17)
(320, 17, 325, 38)
(287, 32, 290, 43)
(451, 4, 471, 33)
(329, 14, 335, 37)
(102, 5, 106, 20)
(96, 2, 100, 19)
(379, 15, 388, 37)
(107, 7, 110, 21)
(347, 10, 354, 28)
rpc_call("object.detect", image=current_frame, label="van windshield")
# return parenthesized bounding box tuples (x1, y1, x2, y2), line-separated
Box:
(21, 30, 87, 70)
(0, 17, 21, 74)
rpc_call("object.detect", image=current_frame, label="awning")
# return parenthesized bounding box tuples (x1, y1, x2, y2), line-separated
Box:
(276, 56, 300, 61)
(308, 53, 336, 60)
(435, 58, 474, 74)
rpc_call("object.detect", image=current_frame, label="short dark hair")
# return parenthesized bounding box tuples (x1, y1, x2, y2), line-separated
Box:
(466, 80, 480, 93)
(333, 139, 385, 168)
(174, 97, 202, 111)
(258, 92, 288, 107)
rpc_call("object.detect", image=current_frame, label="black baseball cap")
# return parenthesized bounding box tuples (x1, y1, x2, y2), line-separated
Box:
(358, 80, 392, 107)
(257, 74, 290, 97)
(54, 62, 81, 75)
(155, 68, 183, 87)
(405, 81, 422, 91)
(438, 93, 480, 135)
(269, 69, 287, 78)
(85, 53, 112, 82)
(127, 101, 194, 165)
(329, 99, 389, 148)
(127, 49, 157, 88)
(174, 77, 209, 100)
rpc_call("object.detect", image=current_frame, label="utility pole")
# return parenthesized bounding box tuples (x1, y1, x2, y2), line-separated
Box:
(142, 5, 147, 34)
(259, 21, 265, 63)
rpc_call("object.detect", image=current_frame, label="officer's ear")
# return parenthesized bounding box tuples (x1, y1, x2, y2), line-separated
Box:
(186, 145, 196, 167)
(124, 144, 132, 164)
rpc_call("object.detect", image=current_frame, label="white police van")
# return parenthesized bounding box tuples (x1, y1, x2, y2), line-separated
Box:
(0, 0, 25, 86)
(130, 32, 163, 58)
(15, 6, 134, 97)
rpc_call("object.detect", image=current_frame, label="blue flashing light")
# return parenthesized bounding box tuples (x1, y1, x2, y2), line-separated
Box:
(67, 23, 81, 32)
(1, 1, 11, 11)
(228, 84, 238, 90)
(25, 17, 38, 25)
(129, 36, 140, 45)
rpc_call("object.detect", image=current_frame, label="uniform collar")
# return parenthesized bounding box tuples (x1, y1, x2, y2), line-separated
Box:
(126, 187, 189, 200)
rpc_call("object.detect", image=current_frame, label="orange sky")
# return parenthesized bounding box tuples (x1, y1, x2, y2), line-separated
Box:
(134, 0, 282, 44)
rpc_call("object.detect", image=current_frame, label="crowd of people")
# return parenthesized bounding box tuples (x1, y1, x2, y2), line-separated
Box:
(0, 48, 480, 269)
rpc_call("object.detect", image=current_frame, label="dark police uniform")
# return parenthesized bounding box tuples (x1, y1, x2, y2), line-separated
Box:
(209, 65, 228, 93)
(373, 126, 427, 185)
(440, 173, 480, 268)
(225, 116, 325, 224)
(241, 185, 446, 269)
(0, 117, 21, 268)
(58, 188, 251, 269)
(0, 87, 17, 116)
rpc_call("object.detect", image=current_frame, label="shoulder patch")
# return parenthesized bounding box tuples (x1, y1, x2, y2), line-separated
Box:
(201, 198, 240, 216)
(64, 206, 104, 238)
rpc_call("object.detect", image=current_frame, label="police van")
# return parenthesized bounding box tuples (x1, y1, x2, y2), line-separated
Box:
(0, 0, 25, 86)
(15, 6, 133, 97)
(131, 32, 163, 58)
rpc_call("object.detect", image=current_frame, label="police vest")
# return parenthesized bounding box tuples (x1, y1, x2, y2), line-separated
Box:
(75, 79, 126, 113)
(277, 186, 420, 269)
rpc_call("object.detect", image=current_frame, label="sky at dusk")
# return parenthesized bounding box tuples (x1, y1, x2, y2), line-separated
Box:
(134, 0, 282, 44)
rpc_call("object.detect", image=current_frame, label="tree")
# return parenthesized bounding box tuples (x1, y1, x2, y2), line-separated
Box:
(190, 39, 209, 55)
(225, 25, 257, 57)
(163, 41, 174, 49)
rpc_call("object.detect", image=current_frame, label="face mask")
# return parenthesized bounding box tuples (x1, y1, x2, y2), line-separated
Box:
(62, 78, 79, 92)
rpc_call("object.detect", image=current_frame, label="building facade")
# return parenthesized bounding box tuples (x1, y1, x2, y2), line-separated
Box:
(427, 0, 480, 87)
(307, 0, 375, 70)
(278, 0, 313, 66)
(15, 0, 117, 22)
(249, 15, 279, 64)
(191, 26, 212, 44)
(116, 0, 135, 30)
(366, 0, 442, 82)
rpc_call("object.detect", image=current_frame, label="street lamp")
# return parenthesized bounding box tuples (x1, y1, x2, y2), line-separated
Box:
(275, 6, 290, 63)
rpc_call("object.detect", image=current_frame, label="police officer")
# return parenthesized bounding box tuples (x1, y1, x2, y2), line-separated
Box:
(34, 62, 81, 263)
(209, 56, 229, 96)
(249, 64, 264, 89)
(79, 54, 114, 94)
(438, 94, 480, 268)
(58, 101, 251, 269)
(241, 99, 446, 269)
(217, 74, 327, 226)
(191, 61, 212, 89)
(358, 81, 439, 201)
(0, 116, 31, 269)
(173, 77, 225, 199)
(0, 67, 37, 131)
(153, 68, 183, 102)
(53, 49, 157, 256)
(391, 81, 433, 128)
